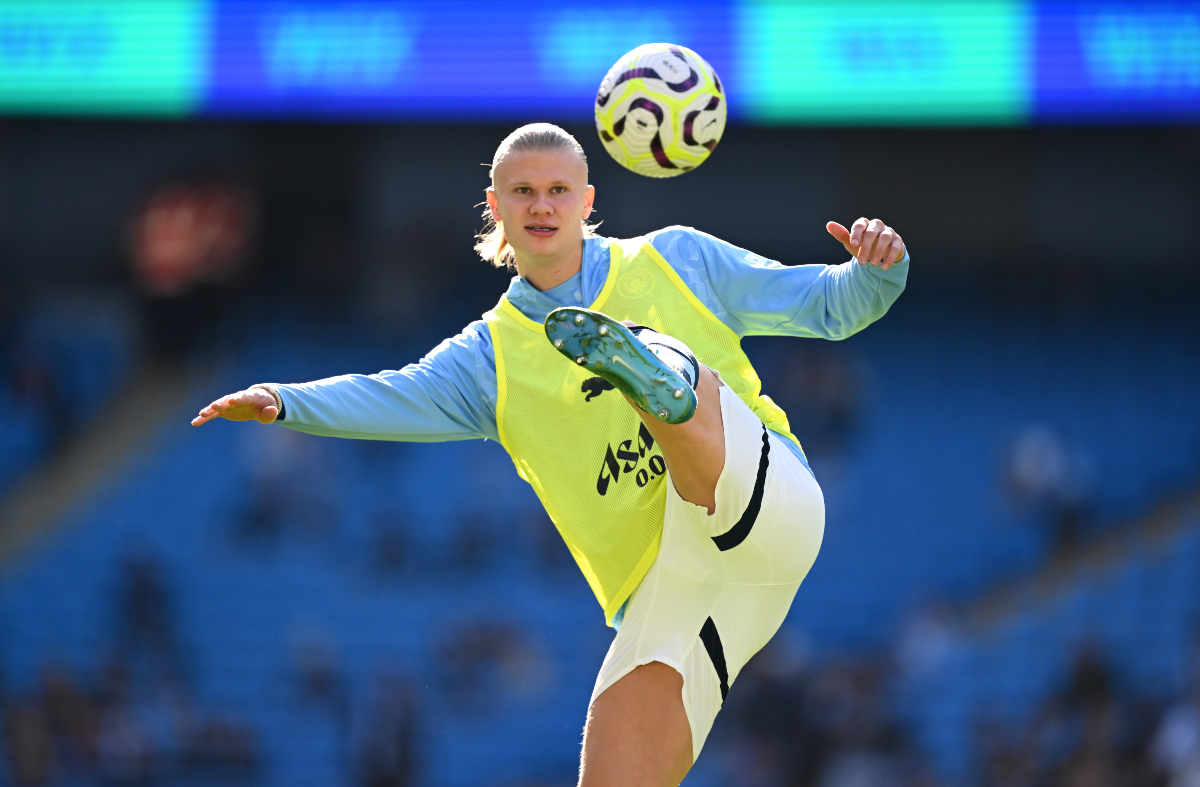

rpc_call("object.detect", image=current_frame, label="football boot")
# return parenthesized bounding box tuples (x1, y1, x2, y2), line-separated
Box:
(544, 307, 699, 424)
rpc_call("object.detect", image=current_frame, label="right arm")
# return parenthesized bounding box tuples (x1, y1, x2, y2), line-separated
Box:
(191, 320, 500, 443)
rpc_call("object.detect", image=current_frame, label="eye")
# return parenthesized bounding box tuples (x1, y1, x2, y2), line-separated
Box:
(551, 186, 566, 193)
(516, 187, 531, 194)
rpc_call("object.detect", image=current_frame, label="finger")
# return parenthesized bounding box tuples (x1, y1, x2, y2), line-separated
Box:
(214, 391, 255, 411)
(826, 221, 853, 255)
(881, 237, 906, 270)
(196, 392, 246, 422)
(256, 405, 279, 425)
(871, 227, 896, 265)
(193, 396, 230, 423)
(196, 402, 221, 418)
(210, 395, 237, 411)
(848, 217, 869, 253)
(857, 219, 885, 264)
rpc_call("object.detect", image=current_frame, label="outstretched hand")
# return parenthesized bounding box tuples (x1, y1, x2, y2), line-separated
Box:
(191, 388, 279, 427)
(827, 218, 906, 271)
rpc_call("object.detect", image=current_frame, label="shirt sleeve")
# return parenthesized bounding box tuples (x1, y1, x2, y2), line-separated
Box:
(651, 226, 909, 340)
(269, 319, 500, 443)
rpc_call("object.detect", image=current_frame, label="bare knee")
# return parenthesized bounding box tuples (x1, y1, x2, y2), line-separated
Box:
(580, 662, 692, 787)
(636, 365, 725, 513)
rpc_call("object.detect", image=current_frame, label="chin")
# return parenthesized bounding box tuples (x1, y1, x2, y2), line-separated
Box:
(519, 235, 575, 259)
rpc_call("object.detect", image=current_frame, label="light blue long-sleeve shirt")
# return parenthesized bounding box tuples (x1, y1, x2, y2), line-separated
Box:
(272, 226, 909, 470)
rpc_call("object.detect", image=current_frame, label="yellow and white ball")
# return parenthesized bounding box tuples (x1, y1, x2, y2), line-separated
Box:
(595, 43, 726, 178)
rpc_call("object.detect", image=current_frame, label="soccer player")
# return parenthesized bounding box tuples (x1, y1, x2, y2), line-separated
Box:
(192, 124, 908, 787)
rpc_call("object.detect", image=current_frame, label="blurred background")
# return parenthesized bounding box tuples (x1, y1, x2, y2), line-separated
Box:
(0, 2, 1198, 786)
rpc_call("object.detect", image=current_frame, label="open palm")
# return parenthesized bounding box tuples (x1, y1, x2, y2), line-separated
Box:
(191, 388, 279, 427)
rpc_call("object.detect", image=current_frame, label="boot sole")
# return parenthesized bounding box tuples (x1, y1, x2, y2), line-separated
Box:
(544, 308, 697, 424)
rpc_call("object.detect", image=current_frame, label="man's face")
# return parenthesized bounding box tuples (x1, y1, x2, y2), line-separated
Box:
(485, 149, 594, 266)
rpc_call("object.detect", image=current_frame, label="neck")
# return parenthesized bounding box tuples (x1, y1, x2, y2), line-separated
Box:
(514, 239, 584, 292)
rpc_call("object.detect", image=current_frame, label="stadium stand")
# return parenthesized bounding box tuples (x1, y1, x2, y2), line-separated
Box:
(901, 505, 1200, 784)
(1, 297, 1197, 785)
(766, 299, 1200, 648)
(0, 296, 138, 497)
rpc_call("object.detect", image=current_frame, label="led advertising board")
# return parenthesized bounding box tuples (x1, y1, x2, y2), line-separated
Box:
(0, 1, 1195, 123)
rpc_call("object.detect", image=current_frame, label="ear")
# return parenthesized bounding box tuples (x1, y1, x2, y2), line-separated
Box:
(582, 184, 595, 220)
(485, 187, 499, 220)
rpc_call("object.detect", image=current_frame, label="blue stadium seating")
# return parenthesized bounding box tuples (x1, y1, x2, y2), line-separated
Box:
(1, 303, 1197, 785)
(0, 300, 135, 496)
(900, 521, 1200, 781)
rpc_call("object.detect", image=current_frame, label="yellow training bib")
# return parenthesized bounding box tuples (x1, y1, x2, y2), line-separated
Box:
(484, 237, 802, 624)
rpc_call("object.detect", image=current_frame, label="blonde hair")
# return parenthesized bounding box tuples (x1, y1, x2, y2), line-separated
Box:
(475, 123, 598, 269)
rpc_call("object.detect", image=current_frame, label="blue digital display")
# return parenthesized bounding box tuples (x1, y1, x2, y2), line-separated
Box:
(204, 1, 737, 119)
(0, 1, 1196, 124)
(207, 2, 420, 116)
(1035, 2, 1200, 121)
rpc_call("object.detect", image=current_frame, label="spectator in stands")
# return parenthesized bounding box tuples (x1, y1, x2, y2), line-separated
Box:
(721, 638, 930, 787)
(436, 620, 551, 713)
(125, 175, 257, 357)
(1005, 424, 1096, 554)
(1038, 644, 1123, 784)
(759, 342, 862, 461)
(974, 620, 1200, 787)
(1153, 680, 1200, 786)
(983, 640, 1164, 787)
(0, 558, 265, 785)
(239, 426, 339, 544)
(3, 695, 54, 786)
(94, 697, 153, 785)
(239, 477, 288, 543)
(41, 664, 99, 771)
(722, 636, 815, 786)
(116, 555, 184, 685)
(370, 510, 411, 577)
(289, 624, 349, 724)
(1061, 642, 1116, 714)
(976, 716, 1037, 787)
(10, 338, 63, 451)
(182, 716, 260, 782)
(355, 671, 421, 787)
(895, 599, 957, 679)
(805, 661, 910, 787)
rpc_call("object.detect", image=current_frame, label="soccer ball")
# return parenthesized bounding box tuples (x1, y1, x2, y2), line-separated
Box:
(595, 44, 726, 178)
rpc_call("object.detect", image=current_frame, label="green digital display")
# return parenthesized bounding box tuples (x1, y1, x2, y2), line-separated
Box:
(0, 0, 206, 116)
(737, 0, 1030, 124)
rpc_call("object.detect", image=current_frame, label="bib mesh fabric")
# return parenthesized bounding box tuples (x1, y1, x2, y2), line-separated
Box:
(485, 237, 802, 624)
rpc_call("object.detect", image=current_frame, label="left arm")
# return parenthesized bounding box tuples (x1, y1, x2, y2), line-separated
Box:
(671, 218, 908, 340)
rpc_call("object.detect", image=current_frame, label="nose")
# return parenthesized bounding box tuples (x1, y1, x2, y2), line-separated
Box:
(529, 191, 554, 215)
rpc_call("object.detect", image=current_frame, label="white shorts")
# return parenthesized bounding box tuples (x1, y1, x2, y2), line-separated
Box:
(589, 385, 826, 761)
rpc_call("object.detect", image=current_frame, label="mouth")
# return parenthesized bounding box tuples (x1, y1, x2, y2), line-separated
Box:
(525, 225, 558, 237)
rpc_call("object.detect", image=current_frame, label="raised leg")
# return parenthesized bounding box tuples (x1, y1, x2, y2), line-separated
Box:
(627, 365, 725, 514)
(578, 662, 693, 787)
(543, 308, 729, 514)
